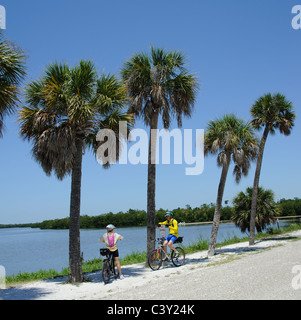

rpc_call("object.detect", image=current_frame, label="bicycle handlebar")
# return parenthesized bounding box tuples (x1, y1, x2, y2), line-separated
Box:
(157, 237, 165, 244)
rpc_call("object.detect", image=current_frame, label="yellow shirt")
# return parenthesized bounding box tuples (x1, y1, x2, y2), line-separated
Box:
(159, 218, 178, 238)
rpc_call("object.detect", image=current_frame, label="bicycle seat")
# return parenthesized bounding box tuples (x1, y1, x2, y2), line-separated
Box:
(174, 237, 183, 244)
(100, 248, 109, 256)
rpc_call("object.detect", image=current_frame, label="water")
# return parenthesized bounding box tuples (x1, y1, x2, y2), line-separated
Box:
(0, 220, 294, 276)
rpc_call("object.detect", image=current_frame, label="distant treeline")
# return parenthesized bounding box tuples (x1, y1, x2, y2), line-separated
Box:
(278, 198, 301, 217)
(1, 198, 300, 230)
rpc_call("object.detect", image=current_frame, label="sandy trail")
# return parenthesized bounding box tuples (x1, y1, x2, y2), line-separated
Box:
(1, 231, 301, 300)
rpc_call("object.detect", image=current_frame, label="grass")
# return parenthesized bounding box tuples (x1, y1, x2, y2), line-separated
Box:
(5, 223, 301, 286)
(5, 252, 147, 286)
(6, 269, 62, 285)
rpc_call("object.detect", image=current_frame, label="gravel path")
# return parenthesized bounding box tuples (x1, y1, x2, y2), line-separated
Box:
(1, 231, 301, 300)
(103, 237, 301, 300)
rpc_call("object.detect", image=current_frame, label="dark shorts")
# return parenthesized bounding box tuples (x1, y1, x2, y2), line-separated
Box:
(109, 249, 119, 258)
(166, 235, 178, 243)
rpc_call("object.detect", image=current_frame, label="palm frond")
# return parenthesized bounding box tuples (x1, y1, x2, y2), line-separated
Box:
(232, 186, 279, 232)
(92, 109, 134, 168)
(204, 114, 258, 180)
(19, 60, 130, 178)
(0, 35, 26, 137)
(250, 93, 296, 135)
(121, 47, 199, 128)
(94, 74, 128, 114)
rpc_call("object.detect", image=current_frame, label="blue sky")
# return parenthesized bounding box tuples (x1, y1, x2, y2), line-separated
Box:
(0, 0, 300, 224)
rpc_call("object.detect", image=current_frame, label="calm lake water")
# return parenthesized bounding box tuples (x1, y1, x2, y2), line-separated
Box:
(0, 220, 294, 276)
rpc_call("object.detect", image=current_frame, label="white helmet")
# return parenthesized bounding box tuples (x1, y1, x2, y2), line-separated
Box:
(106, 224, 115, 232)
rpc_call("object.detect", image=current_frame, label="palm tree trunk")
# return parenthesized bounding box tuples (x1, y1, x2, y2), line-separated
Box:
(69, 136, 83, 283)
(146, 111, 159, 262)
(208, 154, 230, 257)
(249, 125, 270, 245)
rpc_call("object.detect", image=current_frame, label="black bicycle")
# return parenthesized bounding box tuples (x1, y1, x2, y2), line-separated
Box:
(148, 237, 185, 271)
(100, 248, 118, 284)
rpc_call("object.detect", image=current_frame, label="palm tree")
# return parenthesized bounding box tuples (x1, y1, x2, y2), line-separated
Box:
(249, 93, 295, 245)
(19, 61, 132, 283)
(232, 187, 279, 233)
(0, 35, 26, 137)
(121, 47, 198, 259)
(204, 114, 258, 257)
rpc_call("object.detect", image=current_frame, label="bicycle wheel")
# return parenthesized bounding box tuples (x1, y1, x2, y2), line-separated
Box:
(171, 247, 185, 267)
(102, 259, 110, 284)
(148, 249, 162, 271)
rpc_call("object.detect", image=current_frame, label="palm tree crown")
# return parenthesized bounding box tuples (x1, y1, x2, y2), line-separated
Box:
(250, 93, 295, 135)
(121, 46, 198, 128)
(19, 61, 132, 179)
(0, 35, 26, 137)
(205, 114, 259, 183)
(232, 187, 279, 233)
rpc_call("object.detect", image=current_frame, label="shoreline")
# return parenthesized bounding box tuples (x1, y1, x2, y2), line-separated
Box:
(1, 215, 300, 230)
(1, 229, 301, 300)
(4, 222, 301, 284)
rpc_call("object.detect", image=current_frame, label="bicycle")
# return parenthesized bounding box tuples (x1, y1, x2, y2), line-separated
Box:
(148, 237, 185, 271)
(100, 248, 118, 284)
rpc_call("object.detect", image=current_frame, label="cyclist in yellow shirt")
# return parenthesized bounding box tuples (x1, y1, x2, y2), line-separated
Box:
(158, 211, 179, 258)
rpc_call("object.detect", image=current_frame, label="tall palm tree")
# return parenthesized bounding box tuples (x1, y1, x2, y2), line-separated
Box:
(19, 61, 132, 283)
(121, 47, 198, 259)
(232, 187, 279, 233)
(204, 114, 258, 257)
(0, 35, 26, 137)
(249, 93, 295, 245)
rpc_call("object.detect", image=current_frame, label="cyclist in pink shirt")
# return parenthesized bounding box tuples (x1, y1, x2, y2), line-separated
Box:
(99, 224, 124, 279)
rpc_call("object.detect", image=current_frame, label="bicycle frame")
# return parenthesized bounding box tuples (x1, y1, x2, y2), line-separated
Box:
(148, 237, 185, 271)
(100, 248, 118, 283)
(108, 254, 116, 271)
(157, 240, 172, 260)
